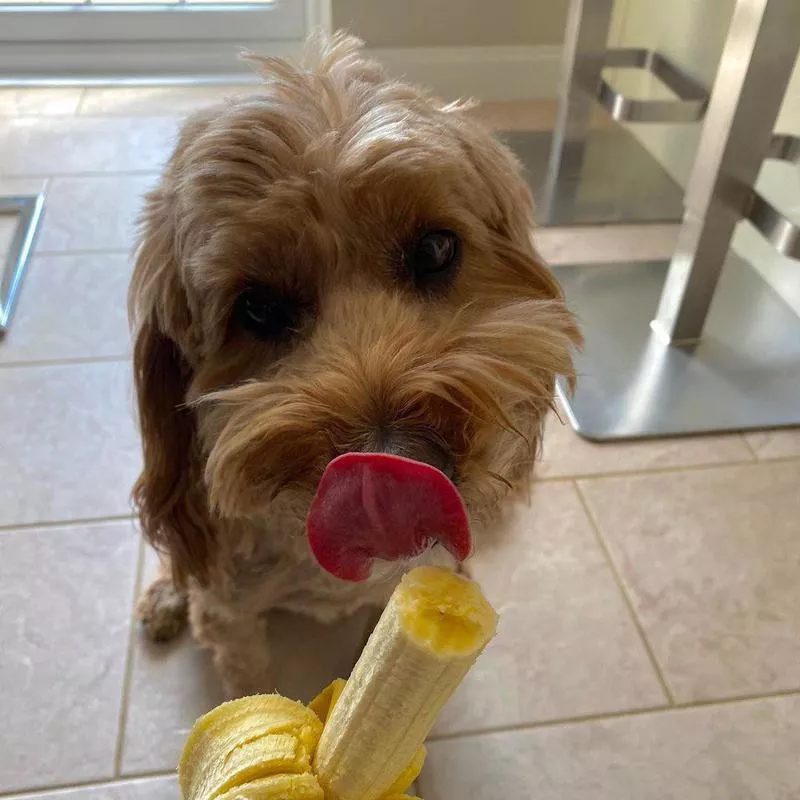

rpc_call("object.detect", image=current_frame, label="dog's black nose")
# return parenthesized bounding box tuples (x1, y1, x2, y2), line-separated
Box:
(368, 430, 457, 482)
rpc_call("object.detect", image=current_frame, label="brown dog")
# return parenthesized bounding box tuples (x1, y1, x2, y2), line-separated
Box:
(130, 32, 580, 697)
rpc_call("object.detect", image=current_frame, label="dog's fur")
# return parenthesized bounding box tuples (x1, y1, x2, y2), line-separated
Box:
(130, 32, 580, 697)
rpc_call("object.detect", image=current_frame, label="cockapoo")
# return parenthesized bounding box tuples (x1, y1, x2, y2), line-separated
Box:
(130, 32, 580, 697)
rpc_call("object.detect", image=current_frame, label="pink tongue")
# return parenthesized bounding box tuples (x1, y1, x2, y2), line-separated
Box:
(306, 452, 471, 582)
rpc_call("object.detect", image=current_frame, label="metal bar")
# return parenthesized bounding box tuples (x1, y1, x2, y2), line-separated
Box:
(651, 0, 800, 344)
(598, 48, 708, 123)
(744, 132, 800, 259)
(0, 194, 45, 334)
(539, 0, 614, 223)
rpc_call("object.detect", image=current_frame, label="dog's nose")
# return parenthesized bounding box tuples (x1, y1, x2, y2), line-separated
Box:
(368, 430, 457, 483)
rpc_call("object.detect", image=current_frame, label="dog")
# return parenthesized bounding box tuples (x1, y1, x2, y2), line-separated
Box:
(130, 32, 580, 697)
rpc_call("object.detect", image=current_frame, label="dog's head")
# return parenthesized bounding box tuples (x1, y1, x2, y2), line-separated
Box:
(130, 33, 580, 584)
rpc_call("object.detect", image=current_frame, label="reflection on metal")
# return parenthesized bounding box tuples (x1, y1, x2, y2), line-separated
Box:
(539, 0, 615, 224)
(745, 133, 800, 260)
(556, 257, 800, 440)
(498, 128, 684, 227)
(0, 194, 45, 334)
(516, 0, 705, 227)
(651, 0, 800, 345)
(599, 48, 709, 123)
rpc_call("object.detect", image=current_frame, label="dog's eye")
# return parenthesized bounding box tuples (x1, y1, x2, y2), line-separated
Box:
(233, 285, 299, 341)
(407, 230, 461, 287)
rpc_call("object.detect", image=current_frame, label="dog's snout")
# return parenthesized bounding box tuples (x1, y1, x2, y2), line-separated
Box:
(368, 430, 456, 482)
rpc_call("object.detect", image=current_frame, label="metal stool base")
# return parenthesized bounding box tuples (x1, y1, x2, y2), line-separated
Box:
(499, 125, 685, 227)
(555, 254, 800, 440)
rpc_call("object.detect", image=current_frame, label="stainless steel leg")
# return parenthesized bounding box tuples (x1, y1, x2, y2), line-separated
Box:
(540, 0, 615, 221)
(651, 0, 800, 344)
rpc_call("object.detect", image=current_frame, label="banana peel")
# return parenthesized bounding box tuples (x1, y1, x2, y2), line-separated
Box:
(180, 566, 498, 800)
(180, 684, 421, 800)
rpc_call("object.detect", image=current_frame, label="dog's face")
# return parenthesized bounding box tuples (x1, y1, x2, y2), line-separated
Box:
(130, 34, 580, 583)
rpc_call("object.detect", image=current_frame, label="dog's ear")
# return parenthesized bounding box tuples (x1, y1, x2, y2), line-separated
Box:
(454, 125, 568, 304)
(130, 184, 215, 585)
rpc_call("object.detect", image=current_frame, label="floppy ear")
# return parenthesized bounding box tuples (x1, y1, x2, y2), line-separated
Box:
(130, 184, 215, 585)
(452, 119, 574, 304)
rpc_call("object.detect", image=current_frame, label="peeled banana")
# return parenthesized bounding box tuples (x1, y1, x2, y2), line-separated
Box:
(180, 566, 498, 800)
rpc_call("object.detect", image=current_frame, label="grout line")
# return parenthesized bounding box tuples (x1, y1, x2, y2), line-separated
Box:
(1, 76, 259, 88)
(35, 248, 133, 257)
(429, 685, 800, 744)
(75, 87, 89, 115)
(573, 479, 677, 705)
(2, 170, 161, 180)
(429, 703, 671, 743)
(536, 455, 781, 485)
(0, 354, 129, 370)
(76, 111, 205, 119)
(0, 770, 176, 800)
(0, 513, 135, 534)
(114, 536, 146, 777)
(740, 433, 760, 461)
(4, 111, 182, 120)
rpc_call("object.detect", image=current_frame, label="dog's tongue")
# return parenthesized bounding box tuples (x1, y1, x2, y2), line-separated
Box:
(307, 452, 471, 582)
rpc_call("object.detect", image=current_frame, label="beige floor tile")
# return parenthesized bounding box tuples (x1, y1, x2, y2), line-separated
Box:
(0, 175, 48, 195)
(0, 521, 138, 793)
(0, 254, 130, 363)
(539, 413, 754, 479)
(0, 117, 178, 175)
(120, 548, 222, 775)
(0, 88, 83, 116)
(0, 362, 141, 526)
(79, 85, 254, 116)
(744, 428, 800, 460)
(434, 483, 666, 737)
(471, 98, 614, 132)
(3, 777, 178, 800)
(120, 627, 224, 775)
(470, 99, 558, 131)
(580, 462, 800, 703)
(36, 175, 155, 254)
(121, 549, 373, 774)
(421, 694, 800, 800)
(538, 223, 679, 265)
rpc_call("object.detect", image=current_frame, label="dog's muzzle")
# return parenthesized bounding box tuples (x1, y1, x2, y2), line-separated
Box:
(367, 430, 456, 482)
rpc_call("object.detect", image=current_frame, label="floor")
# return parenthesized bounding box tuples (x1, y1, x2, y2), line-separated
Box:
(1, 85, 800, 800)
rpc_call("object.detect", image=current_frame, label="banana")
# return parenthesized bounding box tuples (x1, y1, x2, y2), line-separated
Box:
(179, 566, 497, 800)
(180, 695, 324, 800)
(313, 566, 498, 800)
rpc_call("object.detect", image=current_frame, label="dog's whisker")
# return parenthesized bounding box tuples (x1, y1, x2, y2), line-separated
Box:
(486, 470, 514, 491)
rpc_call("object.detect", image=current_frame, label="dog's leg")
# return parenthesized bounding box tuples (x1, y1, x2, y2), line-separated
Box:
(136, 558, 188, 642)
(189, 591, 274, 698)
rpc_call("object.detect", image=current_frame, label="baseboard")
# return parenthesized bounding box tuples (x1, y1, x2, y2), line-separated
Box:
(0, 43, 561, 101)
(0, 40, 304, 79)
(368, 45, 562, 102)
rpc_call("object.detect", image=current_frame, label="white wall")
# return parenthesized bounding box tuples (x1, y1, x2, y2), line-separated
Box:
(331, 0, 567, 47)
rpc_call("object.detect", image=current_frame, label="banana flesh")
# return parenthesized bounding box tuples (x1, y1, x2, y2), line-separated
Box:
(314, 566, 498, 800)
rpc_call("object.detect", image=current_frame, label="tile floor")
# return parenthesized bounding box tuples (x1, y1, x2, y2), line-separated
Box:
(1, 85, 799, 800)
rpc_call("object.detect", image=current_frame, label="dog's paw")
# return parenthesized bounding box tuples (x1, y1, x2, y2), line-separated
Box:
(136, 576, 188, 643)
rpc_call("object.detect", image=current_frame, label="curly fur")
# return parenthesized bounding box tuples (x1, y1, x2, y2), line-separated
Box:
(130, 31, 580, 697)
